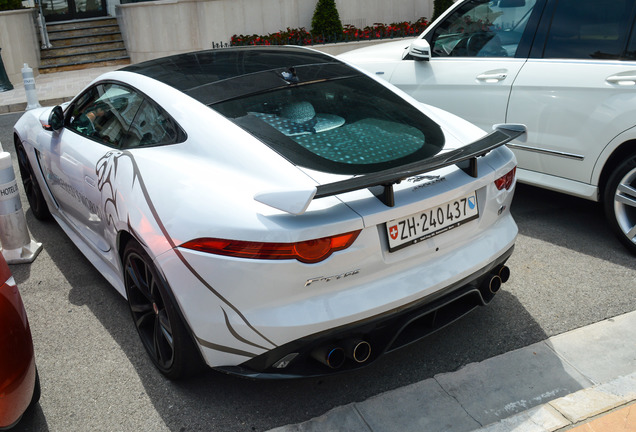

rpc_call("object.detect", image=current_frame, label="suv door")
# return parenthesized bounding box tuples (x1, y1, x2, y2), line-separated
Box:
(388, 0, 545, 132)
(506, 0, 636, 196)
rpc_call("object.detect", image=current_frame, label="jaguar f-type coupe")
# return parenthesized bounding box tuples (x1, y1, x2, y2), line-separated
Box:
(13, 46, 523, 379)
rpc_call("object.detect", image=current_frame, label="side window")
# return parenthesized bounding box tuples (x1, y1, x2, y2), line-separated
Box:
(430, 0, 538, 58)
(627, 24, 636, 60)
(543, 0, 634, 59)
(67, 83, 144, 147)
(121, 100, 183, 148)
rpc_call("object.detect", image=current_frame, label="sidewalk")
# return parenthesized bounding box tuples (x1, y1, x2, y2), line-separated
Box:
(0, 66, 120, 114)
(268, 311, 636, 432)
(1, 66, 635, 432)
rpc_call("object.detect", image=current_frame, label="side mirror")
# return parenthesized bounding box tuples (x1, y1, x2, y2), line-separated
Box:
(46, 106, 64, 131)
(404, 38, 431, 61)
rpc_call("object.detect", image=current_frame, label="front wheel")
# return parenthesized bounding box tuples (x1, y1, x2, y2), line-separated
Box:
(14, 139, 51, 221)
(123, 241, 204, 379)
(604, 156, 636, 254)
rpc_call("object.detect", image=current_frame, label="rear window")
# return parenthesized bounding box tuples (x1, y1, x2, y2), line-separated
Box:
(212, 66, 445, 175)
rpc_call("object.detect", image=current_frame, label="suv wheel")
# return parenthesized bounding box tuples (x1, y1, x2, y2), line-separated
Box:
(604, 156, 636, 254)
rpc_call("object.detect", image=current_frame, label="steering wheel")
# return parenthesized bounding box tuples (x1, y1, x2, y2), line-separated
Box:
(466, 32, 493, 56)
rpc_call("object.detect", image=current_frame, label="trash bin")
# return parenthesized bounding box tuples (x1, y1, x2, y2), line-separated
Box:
(0, 48, 15, 92)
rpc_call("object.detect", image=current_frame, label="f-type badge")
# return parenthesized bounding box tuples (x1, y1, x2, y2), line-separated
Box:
(305, 270, 360, 287)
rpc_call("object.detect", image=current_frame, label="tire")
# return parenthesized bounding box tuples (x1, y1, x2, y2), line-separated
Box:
(123, 241, 204, 379)
(604, 155, 636, 254)
(28, 368, 41, 409)
(14, 139, 52, 221)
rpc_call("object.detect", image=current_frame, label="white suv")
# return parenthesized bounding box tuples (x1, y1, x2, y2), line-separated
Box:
(341, 0, 636, 253)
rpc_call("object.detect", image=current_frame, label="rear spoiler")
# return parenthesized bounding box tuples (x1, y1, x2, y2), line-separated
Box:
(255, 124, 526, 215)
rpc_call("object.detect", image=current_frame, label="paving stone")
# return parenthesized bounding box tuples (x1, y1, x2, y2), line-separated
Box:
(356, 378, 480, 432)
(550, 374, 636, 423)
(435, 342, 592, 426)
(477, 405, 570, 432)
(547, 312, 636, 384)
(267, 404, 370, 432)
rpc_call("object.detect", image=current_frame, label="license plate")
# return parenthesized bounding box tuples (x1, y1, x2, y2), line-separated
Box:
(386, 192, 479, 252)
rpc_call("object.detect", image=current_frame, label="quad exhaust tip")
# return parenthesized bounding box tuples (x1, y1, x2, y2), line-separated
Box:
(483, 265, 510, 295)
(312, 346, 346, 369)
(345, 339, 372, 363)
(312, 339, 372, 368)
(488, 275, 502, 294)
(497, 265, 510, 283)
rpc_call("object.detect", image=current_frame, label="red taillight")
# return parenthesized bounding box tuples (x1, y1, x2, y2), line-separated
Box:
(494, 167, 516, 190)
(181, 230, 361, 264)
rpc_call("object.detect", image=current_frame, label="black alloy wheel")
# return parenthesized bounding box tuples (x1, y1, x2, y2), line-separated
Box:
(14, 139, 51, 220)
(123, 241, 203, 379)
(604, 155, 636, 255)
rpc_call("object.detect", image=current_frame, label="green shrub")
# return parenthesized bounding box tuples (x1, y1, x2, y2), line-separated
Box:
(311, 0, 343, 37)
(432, 0, 454, 21)
(0, 0, 24, 11)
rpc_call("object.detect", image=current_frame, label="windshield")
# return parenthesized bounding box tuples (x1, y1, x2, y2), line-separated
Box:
(213, 69, 445, 175)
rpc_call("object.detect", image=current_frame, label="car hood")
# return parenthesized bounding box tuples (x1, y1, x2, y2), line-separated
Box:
(338, 38, 416, 64)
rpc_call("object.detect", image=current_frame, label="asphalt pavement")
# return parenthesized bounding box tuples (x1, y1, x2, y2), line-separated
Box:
(0, 68, 635, 432)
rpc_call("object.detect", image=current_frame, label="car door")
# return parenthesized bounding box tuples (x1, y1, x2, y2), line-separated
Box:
(388, 0, 545, 133)
(506, 0, 636, 190)
(39, 82, 144, 253)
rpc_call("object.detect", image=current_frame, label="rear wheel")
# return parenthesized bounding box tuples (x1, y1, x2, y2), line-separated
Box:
(123, 241, 204, 379)
(604, 155, 636, 254)
(14, 139, 51, 220)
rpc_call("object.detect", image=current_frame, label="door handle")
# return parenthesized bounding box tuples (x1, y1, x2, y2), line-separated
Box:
(606, 74, 636, 85)
(476, 71, 508, 83)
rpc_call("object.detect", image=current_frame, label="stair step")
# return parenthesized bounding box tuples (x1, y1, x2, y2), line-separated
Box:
(42, 40, 125, 58)
(39, 16, 129, 73)
(49, 33, 124, 47)
(40, 48, 129, 66)
(39, 57, 131, 74)
(46, 17, 119, 32)
(48, 25, 121, 38)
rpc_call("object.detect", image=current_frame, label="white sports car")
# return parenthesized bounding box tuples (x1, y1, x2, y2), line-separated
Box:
(13, 46, 523, 379)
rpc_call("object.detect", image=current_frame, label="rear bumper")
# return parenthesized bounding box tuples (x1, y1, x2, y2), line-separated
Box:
(216, 245, 514, 379)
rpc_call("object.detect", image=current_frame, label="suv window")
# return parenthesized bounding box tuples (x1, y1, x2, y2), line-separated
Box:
(543, 0, 635, 60)
(430, 0, 538, 57)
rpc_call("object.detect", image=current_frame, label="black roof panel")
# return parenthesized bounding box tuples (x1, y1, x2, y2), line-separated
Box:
(121, 46, 340, 95)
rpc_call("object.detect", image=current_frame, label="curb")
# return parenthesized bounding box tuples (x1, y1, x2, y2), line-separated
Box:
(267, 311, 636, 432)
(477, 374, 636, 432)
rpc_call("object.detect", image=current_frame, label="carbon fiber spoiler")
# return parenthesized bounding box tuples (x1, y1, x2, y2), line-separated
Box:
(255, 124, 526, 215)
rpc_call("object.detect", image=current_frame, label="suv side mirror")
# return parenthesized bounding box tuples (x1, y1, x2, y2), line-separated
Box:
(45, 106, 64, 131)
(404, 39, 431, 61)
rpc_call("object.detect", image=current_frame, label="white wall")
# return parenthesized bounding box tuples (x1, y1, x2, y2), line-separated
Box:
(117, 0, 432, 63)
(0, 9, 41, 85)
